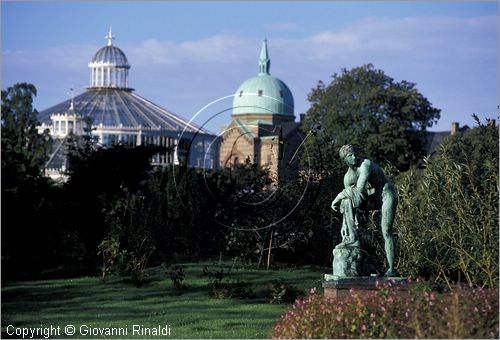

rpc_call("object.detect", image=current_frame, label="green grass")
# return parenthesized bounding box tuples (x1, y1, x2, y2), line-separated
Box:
(2, 259, 326, 338)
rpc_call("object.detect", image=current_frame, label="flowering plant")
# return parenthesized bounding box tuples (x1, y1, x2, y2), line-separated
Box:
(272, 280, 498, 339)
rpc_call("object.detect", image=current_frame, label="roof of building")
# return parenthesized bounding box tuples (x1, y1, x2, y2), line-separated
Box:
(425, 131, 450, 155)
(38, 29, 215, 141)
(38, 88, 212, 135)
(425, 124, 470, 155)
(232, 40, 294, 117)
(90, 28, 129, 67)
(45, 137, 68, 170)
(91, 45, 129, 67)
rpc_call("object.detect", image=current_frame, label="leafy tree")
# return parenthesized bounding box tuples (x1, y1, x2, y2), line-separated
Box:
(64, 116, 100, 173)
(303, 64, 441, 171)
(1, 83, 56, 278)
(62, 144, 162, 271)
(1, 83, 51, 187)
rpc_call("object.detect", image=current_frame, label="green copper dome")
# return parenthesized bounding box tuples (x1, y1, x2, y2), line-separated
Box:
(232, 40, 294, 116)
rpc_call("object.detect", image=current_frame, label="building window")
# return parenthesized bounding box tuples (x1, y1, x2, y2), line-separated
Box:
(258, 90, 263, 96)
(280, 90, 284, 98)
(122, 134, 136, 146)
(239, 91, 243, 97)
(177, 138, 190, 163)
(103, 134, 118, 146)
(109, 134, 118, 145)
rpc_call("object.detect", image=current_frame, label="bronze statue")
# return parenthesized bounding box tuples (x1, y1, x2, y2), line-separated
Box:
(331, 144, 398, 277)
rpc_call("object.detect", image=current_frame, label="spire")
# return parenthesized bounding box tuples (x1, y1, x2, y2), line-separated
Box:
(258, 39, 270, 75)
(68, 87, 75, 110)
(105, 27, 114, 46)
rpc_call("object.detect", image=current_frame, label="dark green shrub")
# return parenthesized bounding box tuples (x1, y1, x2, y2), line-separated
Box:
(97, 237, 121, 280)
(100, 188, 157, 286)
(128, 241, 155, 286)
(395, 122, 499, 287)
(203, 263, 253, 299)
(267, 279, 303, 304)
(272, 281, 499, 339)
(169, 265, 187, 290)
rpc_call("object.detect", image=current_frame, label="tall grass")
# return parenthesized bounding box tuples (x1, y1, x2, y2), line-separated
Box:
(395, 124, 499, 287)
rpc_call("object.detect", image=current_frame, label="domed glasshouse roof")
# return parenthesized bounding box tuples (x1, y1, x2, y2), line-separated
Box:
(39, 29, 210, 135)
(90, 29, 129, 67)
(91, 45, 129, 67)
(38, 89, 208, 134)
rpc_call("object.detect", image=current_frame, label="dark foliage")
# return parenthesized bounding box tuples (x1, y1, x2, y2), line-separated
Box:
(303, 64, 440, 171)
(1, 83, 56, 278)
(169, 265, 188, 290)
(3, 81, 496, 291)
(396, 119, 499, 287)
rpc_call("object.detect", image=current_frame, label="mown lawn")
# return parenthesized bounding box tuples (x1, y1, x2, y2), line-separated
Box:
(2, 260, 326, 338)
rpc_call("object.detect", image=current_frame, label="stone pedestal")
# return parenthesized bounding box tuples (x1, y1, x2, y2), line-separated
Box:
(332, 241, 361, 277)
(322, 276, 409, 299)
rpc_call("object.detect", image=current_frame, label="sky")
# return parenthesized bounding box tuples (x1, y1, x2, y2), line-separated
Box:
(2, 1, 498, 134)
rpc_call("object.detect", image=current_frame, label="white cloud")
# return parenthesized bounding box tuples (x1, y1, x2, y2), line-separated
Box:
(3, 44, 98, 70)
(7, 15, 494, 71)
(289, 15, 498, 61)
(127, 35, 257, 65)
(3, 14, 497, 132)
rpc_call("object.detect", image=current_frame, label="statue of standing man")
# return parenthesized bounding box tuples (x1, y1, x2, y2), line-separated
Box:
(331, 145, 398, 277)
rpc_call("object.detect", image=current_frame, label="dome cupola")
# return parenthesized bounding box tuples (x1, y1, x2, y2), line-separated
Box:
(88, 28, 131, 89)
(232, 40, 294, 117)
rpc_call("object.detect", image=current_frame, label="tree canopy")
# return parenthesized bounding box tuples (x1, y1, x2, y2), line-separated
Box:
(303, 64, 441, 171)
(1, 83, 55, 278)
(1, 83, 51, 187)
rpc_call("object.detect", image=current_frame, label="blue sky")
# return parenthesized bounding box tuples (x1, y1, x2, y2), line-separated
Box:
(2, 1, 498, 134)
